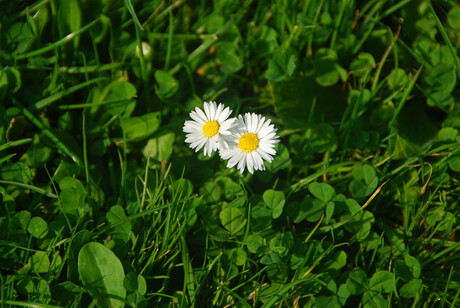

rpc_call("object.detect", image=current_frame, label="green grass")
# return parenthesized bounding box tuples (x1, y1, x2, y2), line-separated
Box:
(1, 0, 459, 307)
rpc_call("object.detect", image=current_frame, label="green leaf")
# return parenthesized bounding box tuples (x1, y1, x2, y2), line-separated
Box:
(199, 181, 222, 204)
(57, 0, 81, 36)
(369, 271, 394, 293)
(104, 80, 137, 115)
(304, 198, 325, 222)
(387, 68, 408, 90)
(219, 207, 246, 235)
(447, 7, 460, 30)
(124, 0, 144, 30)
(362, 291, 387, 308)
(107, 205, 131, 235)
(346, 268, 368, 295)
(404, 255, 421, 279)
(31, 251, 50, 274)
(78, 242, 126, 308)
(123, 272, 139, 293)
(399, 279, 422, 298)
(264, 51, 296, 82)
(5, 23, 34, 54)
(143, 131, 175, 162)
(314, 295, 340, 308)
(260, 252, 282, 265)
(59, 177, 86, 214)
(309, 182, 335, 203)
(323, 250, 347, 271)
(349, 165, 378, 199)
(246, 234, 264, 253)
(155, 70, 179, 100)
(216, 42, 243, 74)
(314, 48, 339, 87)
(121, 112, 160, 141)
(263, 189, 286, 219)
(27, 216, 48, 239)
(0, 162, 32, 183)
(350, 52, 375, 78)
(11, 210, 31, 230)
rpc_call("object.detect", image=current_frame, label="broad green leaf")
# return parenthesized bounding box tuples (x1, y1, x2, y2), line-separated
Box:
(323, 250, 347, 271)
(106, 205, 131, 235)
(426, 63, 456, 93)
(57, 0, 81, 36)
(337, 284, 350, 306)
(447, 7, 460, 30)
(12, 210, 31, 230)
(121, 112, 160, 141)
(260, 252, 282, 265)
(68, 230, 92, 282)
(369, 271, 394, 293)
(362, 291, 387, 308)
(427, 90, 454, 107)
(349, 165, 378, 199)
(399, 279, 422, 298)
(31, 251, 50, 274)
(104, 80, 137, 115)
(251, 205, 273, 233)
(404, 255, 421, 279)
(27, 217, 48, 239)
(219, 207, 246, 235)
(59, 177, 86, 214)
(216, 41, 243, 74)
(123, 272, 139, 293)
(143, 131, 175, 162)
(309, 182, 335, 203)
(314, 48, 339, 87)
(263, 189, 285, 219)
(387, 68, 408, 89)
(246, 234, 264, 253)
(5, 22, 34, 54)
(305, 198, 325, 222)
(350, 52, 375, 78)
(264, 51, 296, 82)
(155, 70, 179, 100)
(314, 295, 340, 308)
(346, 268, 368, 295)
(269, 232, 293, 256)
(78, 242, 126, 308)
(199, 181, 222, 204)
(0, 162, 32, 183)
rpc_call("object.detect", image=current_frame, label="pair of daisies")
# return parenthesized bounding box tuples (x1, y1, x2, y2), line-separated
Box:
(183, 101, 279, 174)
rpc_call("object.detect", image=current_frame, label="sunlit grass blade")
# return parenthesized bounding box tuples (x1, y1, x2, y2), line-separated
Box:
(0, 180, 57, 198)
(32, 77, 106, 110)
(12, 98, 82, 164)
(14, 18, 100, 60)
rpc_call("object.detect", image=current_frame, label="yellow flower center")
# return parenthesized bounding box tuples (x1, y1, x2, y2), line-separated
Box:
(202, 120, 220, 137)
(238, 133, 259, 152)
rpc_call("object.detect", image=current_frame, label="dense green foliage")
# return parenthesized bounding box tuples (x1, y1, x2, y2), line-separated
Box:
(1, 0, 459, 307)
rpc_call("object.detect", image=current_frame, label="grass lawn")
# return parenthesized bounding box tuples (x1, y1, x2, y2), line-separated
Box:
(0, 0, 459, 307)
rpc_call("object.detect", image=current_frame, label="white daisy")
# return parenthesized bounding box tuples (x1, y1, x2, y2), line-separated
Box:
(183, 101, 236, 156)
(220, 113, 279, 174)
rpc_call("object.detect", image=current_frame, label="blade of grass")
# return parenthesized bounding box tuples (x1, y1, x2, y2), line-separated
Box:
(124, 0, 144, 31)
(389, 65, 423, 127)
(431, 5, 460, 77)
(12, 98, 82, 164)
(14, 18, 100, 60)
(0, 138, 32, 152)
(0, 180, 57, 198)
(32, 77, 106, 111)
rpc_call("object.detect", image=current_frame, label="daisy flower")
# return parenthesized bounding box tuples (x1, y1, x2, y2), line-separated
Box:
(220, 113, 279, 174)
(183, 101, 236, 156)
